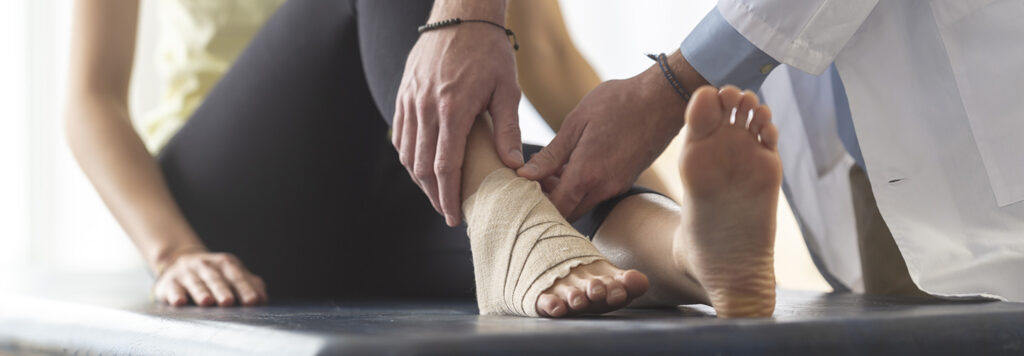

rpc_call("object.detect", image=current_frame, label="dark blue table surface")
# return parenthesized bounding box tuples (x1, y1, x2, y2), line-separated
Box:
(1, 271, 1022, 355)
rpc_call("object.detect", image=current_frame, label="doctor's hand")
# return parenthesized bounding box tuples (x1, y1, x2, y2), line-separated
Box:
(393, 0, 523, 227)
(518, 58, 697, 220)
(152, 250, 268, 307)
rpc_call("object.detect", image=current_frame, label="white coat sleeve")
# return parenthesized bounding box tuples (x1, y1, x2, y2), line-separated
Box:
(717, 0, 879, 75)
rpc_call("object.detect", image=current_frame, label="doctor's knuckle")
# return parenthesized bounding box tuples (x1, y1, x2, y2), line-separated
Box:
(578, 173, 600, 190)
(412, 164, 434, 181)
(434, 160, 458, 177)
(436, 96, 459, 119)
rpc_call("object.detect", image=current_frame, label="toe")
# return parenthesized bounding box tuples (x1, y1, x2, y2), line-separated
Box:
(718, 86, 744, 121)
(586, 278, 608, 302)
(760, 121, 779, 151)
(558, 284, 589, 311)
(749, 105, 772, 137)
(548, 298, 569, 317)
(537, 293, 563, 317)
(603, 279, 629, 306)
(617, 270, 650, 299)
(736, 90, 759, 128)
(684, 86, 725, 139)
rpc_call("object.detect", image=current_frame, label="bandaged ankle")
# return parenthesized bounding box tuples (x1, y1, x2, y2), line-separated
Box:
(463, 168, 606, 316)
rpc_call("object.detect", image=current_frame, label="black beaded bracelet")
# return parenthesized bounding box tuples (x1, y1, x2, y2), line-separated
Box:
(646, 53, 691, 102)
(418, 18, 519, 51)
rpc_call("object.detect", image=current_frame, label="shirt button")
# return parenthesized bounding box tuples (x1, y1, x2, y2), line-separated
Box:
(760, 63, 775, 74)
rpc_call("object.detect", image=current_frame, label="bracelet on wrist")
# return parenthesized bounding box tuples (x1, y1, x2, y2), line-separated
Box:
(418, 18, 519, 51)
(646, 53, 691, 102)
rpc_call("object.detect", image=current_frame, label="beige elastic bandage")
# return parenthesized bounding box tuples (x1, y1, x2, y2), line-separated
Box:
(463, 168, 606, 317)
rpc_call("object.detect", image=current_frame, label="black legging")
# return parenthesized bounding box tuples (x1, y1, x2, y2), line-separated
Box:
(157, 0, 651, 300)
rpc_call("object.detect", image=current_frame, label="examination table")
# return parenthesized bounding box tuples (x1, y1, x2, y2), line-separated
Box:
(2, 270, 1023, 355)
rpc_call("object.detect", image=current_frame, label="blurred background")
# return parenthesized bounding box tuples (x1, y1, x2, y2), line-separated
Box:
(0, 0, 829, 292)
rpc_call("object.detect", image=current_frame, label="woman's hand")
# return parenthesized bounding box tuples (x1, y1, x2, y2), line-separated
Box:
(152, 251, 268, 307)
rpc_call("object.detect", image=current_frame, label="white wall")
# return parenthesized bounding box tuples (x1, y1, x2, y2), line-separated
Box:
(0, 0, 31, 269)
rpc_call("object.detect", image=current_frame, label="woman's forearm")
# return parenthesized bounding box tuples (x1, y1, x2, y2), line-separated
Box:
(66, 97, 206, 272)
(67, 0, 205, 273)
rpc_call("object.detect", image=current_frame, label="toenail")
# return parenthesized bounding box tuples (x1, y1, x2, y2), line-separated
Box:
(610, 289, 626, 300)
(592, 285, 606, 295)
(571, 296, 585, 307)
(551, 305, 563, 315)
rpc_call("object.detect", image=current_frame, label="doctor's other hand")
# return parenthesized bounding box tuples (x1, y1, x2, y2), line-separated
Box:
(153, 251, 268, 307)
(393, 0, 523, 228)
(517, 66, 690, 221)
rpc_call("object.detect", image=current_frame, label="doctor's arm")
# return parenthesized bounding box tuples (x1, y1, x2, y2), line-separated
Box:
(519, 7, 777, 219)
(66, 0, 267, 307)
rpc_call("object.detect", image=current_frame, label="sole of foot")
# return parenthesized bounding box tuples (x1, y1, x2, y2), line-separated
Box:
(674, 85, 782, 318)
(536, 260, 649, 317)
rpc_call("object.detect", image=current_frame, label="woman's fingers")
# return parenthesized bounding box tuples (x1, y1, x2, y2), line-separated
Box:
(192, 261, 235, 307)
(153, 252, 269, 307)
(250, 275, 269, 304)
(221, 262, 262, 306)
(167, 280, 188, 306)
(154, 278, 188, 306)
(177, 272, 215, 307)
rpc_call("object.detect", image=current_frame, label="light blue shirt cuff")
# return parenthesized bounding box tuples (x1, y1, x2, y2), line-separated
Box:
(680, 8, 779, 91)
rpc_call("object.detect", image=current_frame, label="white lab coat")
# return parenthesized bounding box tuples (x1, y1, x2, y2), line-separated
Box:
(721, 0, 1024, 300)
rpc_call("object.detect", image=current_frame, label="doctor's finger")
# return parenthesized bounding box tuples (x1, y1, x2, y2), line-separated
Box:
(489, 83, 525, 169)
(540, 175, 561, 194)
(548, 166, 591, 219)
(518, 124, 579, 180)
(392, 100, 405, 149)
(568, 189, 613, 222)
(399, 102, 420, 186)
(436, 113, 471, 227)
(414, 102, 442, 214)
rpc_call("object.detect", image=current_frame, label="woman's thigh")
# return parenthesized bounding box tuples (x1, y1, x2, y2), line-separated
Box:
(157, 0, 473, 299)
(354, 0, 435, 124)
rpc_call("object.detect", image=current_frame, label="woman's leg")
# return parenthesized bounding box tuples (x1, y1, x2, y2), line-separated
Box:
(354, 0, 657, 317)
(158, 0, 476, 299)
(591, 86, 783, 317)
(458, 113, 650, 317)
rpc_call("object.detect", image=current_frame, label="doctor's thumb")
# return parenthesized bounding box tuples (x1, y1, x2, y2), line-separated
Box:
(518, 131, 575, 181)
(489, 86, 524, 169)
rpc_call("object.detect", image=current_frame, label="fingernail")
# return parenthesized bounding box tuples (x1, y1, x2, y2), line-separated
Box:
(510, 149, 524, 166)
(521, 163, 537, 175)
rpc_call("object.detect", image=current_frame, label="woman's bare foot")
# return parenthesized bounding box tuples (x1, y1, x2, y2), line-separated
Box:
(536, 261, 649, 317)
(674, 86, 782, 318)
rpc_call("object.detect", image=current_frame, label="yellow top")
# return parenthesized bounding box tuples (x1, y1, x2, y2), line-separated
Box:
(140, 0, 285, 154)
